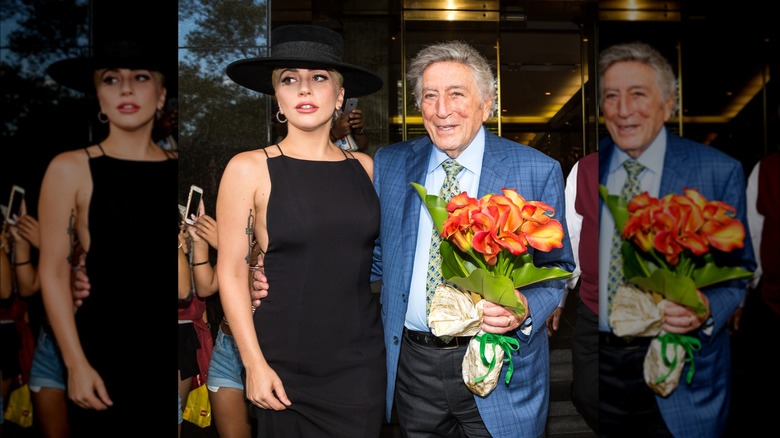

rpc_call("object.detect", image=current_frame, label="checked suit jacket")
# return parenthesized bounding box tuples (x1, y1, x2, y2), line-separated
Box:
(598, 130, 756, 437)
(372, 128, 575, 438)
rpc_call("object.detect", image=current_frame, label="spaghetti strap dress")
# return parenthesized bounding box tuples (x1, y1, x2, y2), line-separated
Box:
(252, 145, 386, 437)
(68, 145, 177, 433)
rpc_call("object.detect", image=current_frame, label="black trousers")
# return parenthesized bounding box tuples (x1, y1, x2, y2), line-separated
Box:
(570, 299, 599, 433)
(394, 328, 491, 438)
(727, 285, 780, 436)
(598, 333, 673, 438)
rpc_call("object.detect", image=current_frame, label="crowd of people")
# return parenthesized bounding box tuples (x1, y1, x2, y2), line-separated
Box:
(0, 21, 776, 438)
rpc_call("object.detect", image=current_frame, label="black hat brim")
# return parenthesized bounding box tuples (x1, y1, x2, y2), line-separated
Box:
(226, 57, 382, 99)
(47, 56, 176, 96)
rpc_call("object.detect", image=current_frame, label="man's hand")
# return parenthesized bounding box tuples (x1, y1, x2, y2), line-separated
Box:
(546, 307, 563, 337)
(728, 306, 742, 334)
(662, 290, 711, 334)
(481, 289, 529, 334)
(71, 252, 90, 309)
(251, 259, 269, 309)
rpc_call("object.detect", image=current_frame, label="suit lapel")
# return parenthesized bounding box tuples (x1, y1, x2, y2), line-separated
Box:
(401, 136, 434, 263)
(659, 132, 689, 195)
(478, 131, 509, 196)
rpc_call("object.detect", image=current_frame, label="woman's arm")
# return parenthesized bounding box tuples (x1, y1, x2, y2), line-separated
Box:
(10, 213, 41, 296)
(178, 233, 192, 300)
(39, 151, 112, 410)
(0, 230, 11, 300)
(216, 150, 290, 410)
(187, 203, 219, 297)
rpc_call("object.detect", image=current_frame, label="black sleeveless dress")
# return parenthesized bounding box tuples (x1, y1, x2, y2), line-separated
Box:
(68, 145, 177, 432)
(252, 146, 385, 437)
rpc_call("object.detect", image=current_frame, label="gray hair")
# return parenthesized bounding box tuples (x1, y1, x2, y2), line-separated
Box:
(598, 42, 678, 115)
(407, 40, 497, 118)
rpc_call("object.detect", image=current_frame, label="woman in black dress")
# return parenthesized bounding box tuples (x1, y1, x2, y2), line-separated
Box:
(217, 25, 386, 437)
(37, 40, 176, 433)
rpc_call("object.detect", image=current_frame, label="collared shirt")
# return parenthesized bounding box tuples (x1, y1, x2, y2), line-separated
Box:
(746, 161, 762, 291)
(558, 160, 582, 307)
(597, 127, 667, 331)
(405, 127, 485, 332)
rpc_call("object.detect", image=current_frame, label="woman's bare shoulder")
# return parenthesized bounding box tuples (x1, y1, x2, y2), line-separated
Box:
(227, 146, 274, 168)
(45, 147, 90, 175)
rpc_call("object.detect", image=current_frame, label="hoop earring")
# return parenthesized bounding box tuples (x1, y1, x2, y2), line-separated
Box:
(276, 110, 287, 124)
(97, 111, 109, 124)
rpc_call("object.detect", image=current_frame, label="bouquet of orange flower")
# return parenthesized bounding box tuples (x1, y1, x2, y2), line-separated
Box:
(412, 183, 572, 395)
(601, 186, 752, 395)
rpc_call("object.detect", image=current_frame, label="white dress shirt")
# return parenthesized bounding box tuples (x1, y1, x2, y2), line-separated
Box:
(746, 161, 763, 291)
(598, 128, 667, 332)
(405, 127, 485, 332)
(557, 160, 582, 307)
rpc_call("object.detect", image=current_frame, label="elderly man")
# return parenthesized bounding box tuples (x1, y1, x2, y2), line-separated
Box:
(596, 42, 755, 437)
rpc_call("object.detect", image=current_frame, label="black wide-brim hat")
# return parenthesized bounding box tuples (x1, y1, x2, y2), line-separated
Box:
(46, 40, 176, 95)
(226, 25, 382, 98)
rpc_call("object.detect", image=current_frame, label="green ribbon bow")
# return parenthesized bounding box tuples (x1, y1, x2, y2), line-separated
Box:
(654, 333, 702, 385)
(473, 333, 521, 385)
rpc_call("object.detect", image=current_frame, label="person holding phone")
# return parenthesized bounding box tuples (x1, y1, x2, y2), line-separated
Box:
(7, 201, 79, 438)
(217, 24, 384, 437)
(330, 98, 369, 152)
(181, 195, 258, 438)
(37, 35, 176, 432)
(1, 225, 11, 301)
(0, 202, 37, 436)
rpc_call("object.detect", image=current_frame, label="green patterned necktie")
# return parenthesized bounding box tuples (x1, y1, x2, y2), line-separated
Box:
(607, 159, 646, 315)
(425, 160, 464, 317)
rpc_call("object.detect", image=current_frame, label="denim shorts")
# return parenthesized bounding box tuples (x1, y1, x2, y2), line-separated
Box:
(206, 326, 244, 392)
(29, 328, 66, 392)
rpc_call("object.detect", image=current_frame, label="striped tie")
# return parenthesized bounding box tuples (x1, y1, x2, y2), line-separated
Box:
(425, 160, 464, 316)
(607, 159, 645, 314)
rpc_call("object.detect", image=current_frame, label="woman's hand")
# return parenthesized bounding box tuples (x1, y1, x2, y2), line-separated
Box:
(191, 214, 218, 249)
(244, 362, 291, 411)
(178, 228, 190, 254)
(13, 214, 41, 249)
(66, 361, 113, 411)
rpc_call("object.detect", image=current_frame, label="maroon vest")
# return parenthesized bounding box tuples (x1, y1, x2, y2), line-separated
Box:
(757, 152, 780, 314)
(575, 152, 599, 314)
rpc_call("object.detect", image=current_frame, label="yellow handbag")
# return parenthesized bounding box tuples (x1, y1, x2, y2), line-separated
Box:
(182, 380, 211, 428)
(4, 383, 33, 428)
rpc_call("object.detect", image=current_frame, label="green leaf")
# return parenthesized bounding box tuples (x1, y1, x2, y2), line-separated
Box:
(693, 263, 753, 288)
(599, 184, 630, 232)
(440, 241, 472, 279)
(629, 270, 708, 316)
(447, 269, 527, 315)
(622, 241, 652, 279)
(510, 253, 572, 288)
(411, 182, 449, 233)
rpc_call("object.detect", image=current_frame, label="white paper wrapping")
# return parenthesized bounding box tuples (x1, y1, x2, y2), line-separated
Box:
(608, 284, 665, 338)
(427, 284, 483, 340)
(643, 335, 686, 397)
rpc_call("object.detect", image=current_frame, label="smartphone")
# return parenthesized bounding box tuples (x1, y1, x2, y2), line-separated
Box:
(343, 97, 358, 115)
(184, 185, 203, 225)
(5, 185, 25, 225)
